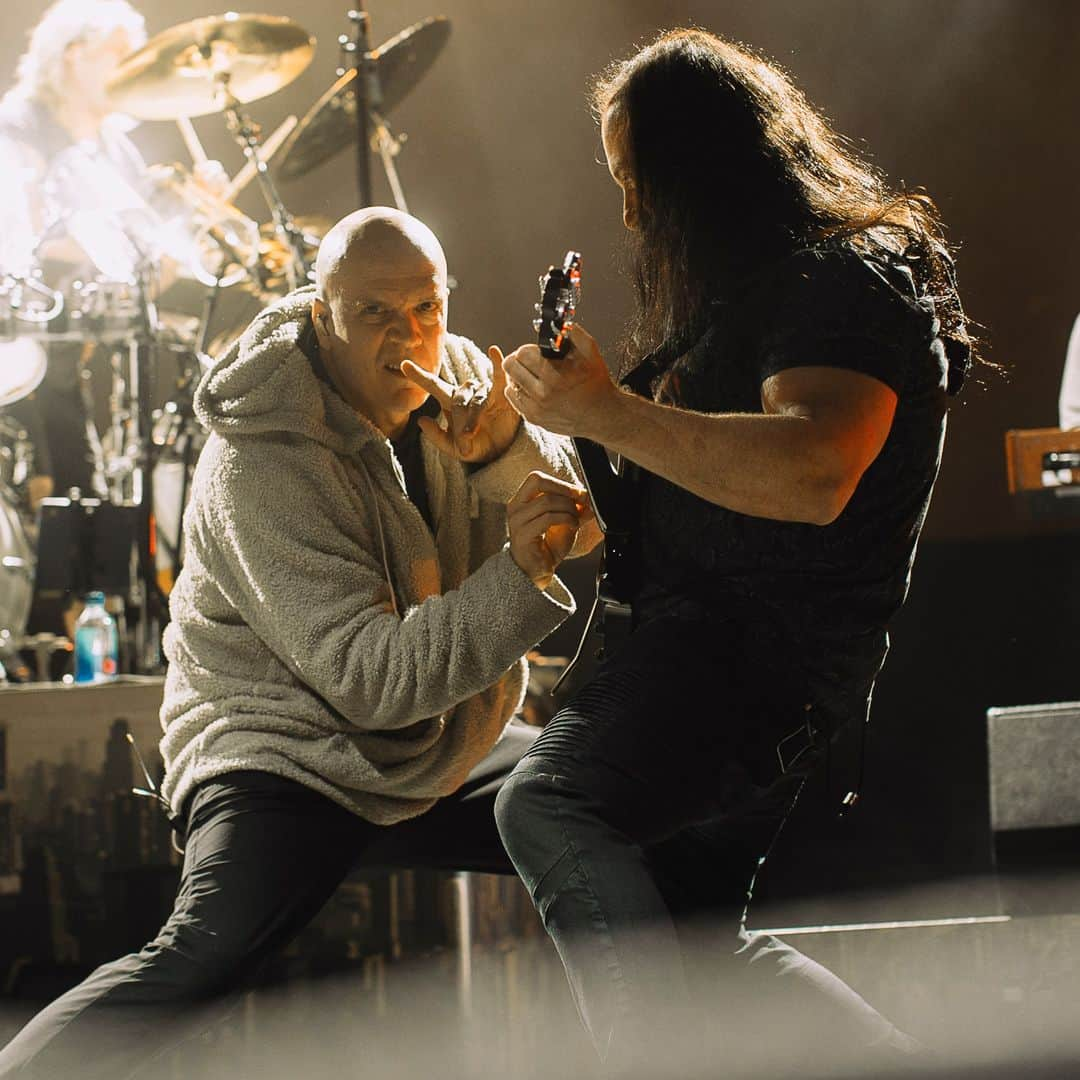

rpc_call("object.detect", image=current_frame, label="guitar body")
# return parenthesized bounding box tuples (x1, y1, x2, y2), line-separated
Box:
(534, 252, 637, 675)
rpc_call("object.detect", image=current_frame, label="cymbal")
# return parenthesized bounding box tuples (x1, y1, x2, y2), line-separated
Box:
(107, 12, 315, 120)
(276, 15, 450, 182)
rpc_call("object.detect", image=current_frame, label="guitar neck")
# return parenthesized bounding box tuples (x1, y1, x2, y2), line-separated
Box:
(571, 436, 622, 536)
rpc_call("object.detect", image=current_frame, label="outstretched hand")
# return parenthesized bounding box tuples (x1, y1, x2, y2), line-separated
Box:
(401, 346, 521, 464)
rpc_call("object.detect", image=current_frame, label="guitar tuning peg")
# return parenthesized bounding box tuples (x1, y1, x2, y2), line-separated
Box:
(532, 318, 543, 333)
(533, 303, 543, 313)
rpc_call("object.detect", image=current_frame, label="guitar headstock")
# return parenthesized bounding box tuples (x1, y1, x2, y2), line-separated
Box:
(534, 250, 582, 359)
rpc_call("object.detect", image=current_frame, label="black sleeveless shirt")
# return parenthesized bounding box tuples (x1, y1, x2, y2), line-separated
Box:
(628, 246, 963, 726)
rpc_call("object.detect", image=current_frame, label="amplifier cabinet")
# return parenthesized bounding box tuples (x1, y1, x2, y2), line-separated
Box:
(987, 701, 1080, 832)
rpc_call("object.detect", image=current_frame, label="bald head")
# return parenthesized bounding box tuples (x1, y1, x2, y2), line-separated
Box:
(315, 207, 447, 301)
(309, 207, 449, 439)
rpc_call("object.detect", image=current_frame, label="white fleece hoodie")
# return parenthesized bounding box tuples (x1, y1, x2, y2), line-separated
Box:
(159, 287, 579, 824)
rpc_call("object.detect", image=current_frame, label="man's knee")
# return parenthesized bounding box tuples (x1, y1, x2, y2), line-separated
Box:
(494, 763, 571, 867)
(495, 764, 594, 916)
(133, 917, 254, 1001)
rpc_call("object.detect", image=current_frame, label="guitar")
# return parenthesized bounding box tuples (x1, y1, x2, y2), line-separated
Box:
(534, 251, 636, 679)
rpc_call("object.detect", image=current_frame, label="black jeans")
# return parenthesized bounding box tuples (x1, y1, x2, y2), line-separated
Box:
(0, 721, 535, 1080)
(495, 614, 918, 1076)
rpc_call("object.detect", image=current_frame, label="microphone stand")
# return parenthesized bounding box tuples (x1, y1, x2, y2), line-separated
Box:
(343, 6, 380, 208)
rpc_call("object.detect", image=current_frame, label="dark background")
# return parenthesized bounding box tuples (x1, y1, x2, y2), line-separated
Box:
(4, 0, 1079, 915)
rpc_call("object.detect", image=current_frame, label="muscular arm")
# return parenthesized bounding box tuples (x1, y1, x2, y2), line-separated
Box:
(502, 326, 898, 527)
(595, 366, 897, 525)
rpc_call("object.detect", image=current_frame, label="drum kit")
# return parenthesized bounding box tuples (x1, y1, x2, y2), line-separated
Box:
(0, 5, 451, 681)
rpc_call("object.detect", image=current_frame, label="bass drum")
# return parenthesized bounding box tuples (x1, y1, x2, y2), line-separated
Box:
(0, 487, 34, 659)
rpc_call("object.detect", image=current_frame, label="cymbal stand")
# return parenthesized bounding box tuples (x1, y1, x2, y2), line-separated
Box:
(219, 79, 309, 290)
(96, 254, 168, 672)
(342, 6, 376, 207)
(103, 259, 159, 507)
(151, 354, 203, 586)
(195, 279, 222, 359)
(133, 257, 168, 670)
(342, 6, 410, 213)
(370, 111, 409, 213)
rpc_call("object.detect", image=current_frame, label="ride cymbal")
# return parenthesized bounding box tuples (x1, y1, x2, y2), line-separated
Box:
(276, 15, 450, 182)
(107, 12, 315, 120)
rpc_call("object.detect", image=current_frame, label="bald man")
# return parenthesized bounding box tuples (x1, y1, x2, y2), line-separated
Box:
(0, 208, 596, 1078)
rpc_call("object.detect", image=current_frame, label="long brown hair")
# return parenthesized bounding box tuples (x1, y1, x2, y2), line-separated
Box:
(592, 29, 976, 372)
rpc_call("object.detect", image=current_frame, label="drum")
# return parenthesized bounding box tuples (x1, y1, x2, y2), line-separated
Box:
(0, 487, 34, 655)
(0, 416, 33, 492)
(0, 337, 47, 409)
(0, 277, 56, 407)
(69, 278, 144, 335)
(0, 417, 34, 650)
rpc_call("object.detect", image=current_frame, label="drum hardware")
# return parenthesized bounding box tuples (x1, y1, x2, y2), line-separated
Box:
(0, 273, 65, 333)
(0, 419, 33, 494)
(15, 633, 72, 683)
(146, 162, 261, 289)
(106, 13, 318, 292)
(0, 275, 64, 408)
(151, 397, 203, 594)
(0, 632, 31, 684)
(0, 483, 34, 672)
(345, 4, 377, 208)
(276, 12, 452, 206)
(14, 160, 210, 615)
(248, 217, 328, 300)
(149, 298, 206, 596)
(338, 6, 442, 212)
(82, 258, 169, 673)
(0, 337, 47, 411)
(221, 98, 310, 291)
(2, 8, 455, 678)
(70, 278, 145, 335)
(3, 13, 319, 680)
(34, 496, 150, 670)
(221, 114, 298, 204)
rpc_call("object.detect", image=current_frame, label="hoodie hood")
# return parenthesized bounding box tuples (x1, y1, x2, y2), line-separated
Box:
(195, 286, 492, 456)
(195, 286, 371, 456)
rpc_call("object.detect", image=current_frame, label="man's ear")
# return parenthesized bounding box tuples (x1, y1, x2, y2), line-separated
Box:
(311, 297, 332, 344)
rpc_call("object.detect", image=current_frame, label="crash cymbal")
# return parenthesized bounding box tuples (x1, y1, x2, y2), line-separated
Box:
(276, 15, 450, 182)
(107, 12, 315, 120)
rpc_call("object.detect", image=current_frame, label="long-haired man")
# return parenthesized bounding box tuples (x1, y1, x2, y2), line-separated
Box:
(497, 28, 974, 1075)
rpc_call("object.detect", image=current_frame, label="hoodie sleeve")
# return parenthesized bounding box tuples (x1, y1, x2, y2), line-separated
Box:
(199, 440, 574, 732)
(468, 418, 582, 504)
(441, 333, 595, 556)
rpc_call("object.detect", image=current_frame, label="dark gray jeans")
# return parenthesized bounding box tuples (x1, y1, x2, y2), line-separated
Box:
(0, 722, 536, 1080)
(495, 613, 919, 1076)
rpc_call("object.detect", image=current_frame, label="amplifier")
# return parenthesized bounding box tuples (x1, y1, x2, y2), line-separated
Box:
(987, 701, 1080, 832)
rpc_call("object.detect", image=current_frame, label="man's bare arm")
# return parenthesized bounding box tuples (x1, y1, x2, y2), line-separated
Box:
(502, 326, 897, 526)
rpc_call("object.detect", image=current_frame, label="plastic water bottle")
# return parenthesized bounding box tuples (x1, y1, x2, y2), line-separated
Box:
(74, 592, 119, 683)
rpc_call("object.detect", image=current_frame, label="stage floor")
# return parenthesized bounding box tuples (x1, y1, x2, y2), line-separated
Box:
(1, 868, 1078, 1079)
